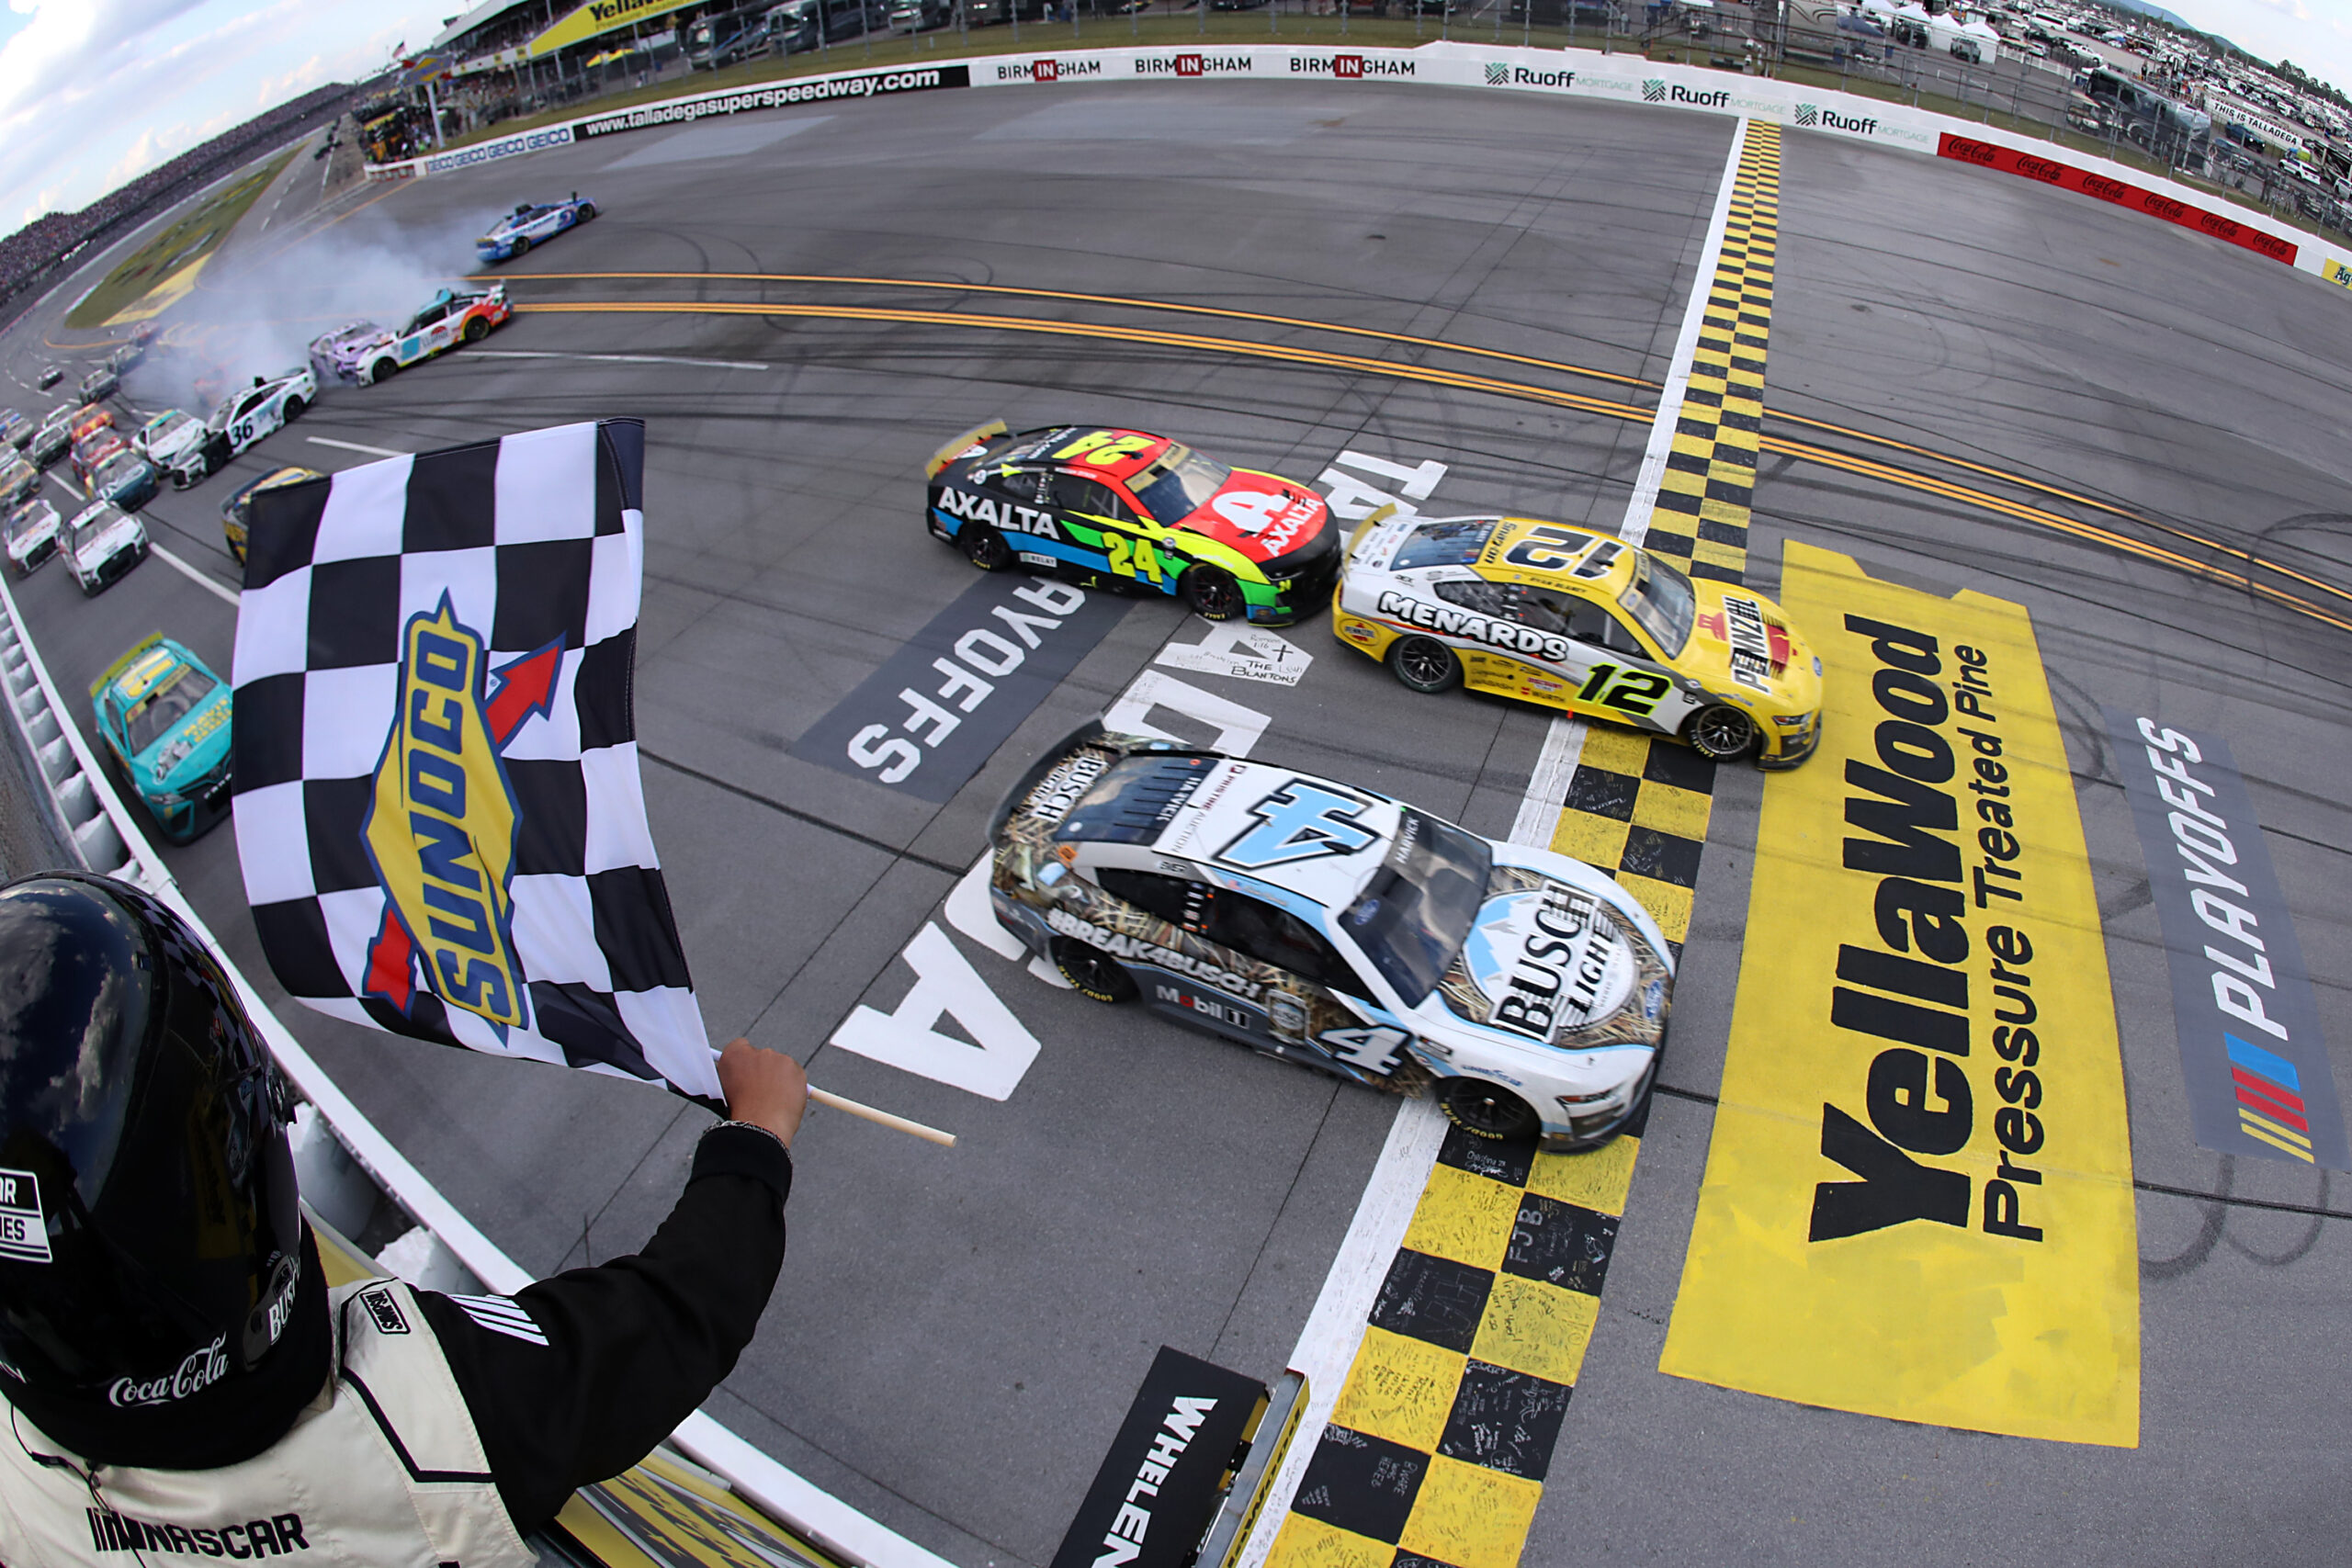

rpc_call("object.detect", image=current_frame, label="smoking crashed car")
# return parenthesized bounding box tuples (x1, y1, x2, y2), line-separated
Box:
(89, 634, 232, 842)
(134, 408, 214, 488)
(308, 285, 511, 386)
(924, 422, 1339, 625)
(989, 724, 1675, 1149)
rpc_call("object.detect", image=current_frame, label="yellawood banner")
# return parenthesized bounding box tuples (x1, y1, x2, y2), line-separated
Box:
(1659, 543, 2138, 1447)
(530, 0, 696, 59)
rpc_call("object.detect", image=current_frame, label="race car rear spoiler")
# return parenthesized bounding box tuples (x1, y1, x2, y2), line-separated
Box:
(924, 419, 1008, 479)
(89, 633, 165, 700)
(986, 718, 1108, 847)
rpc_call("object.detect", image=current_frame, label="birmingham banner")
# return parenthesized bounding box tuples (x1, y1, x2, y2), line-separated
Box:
(230, 420, 722, 1104)
(1658, 543, 2139, 1447)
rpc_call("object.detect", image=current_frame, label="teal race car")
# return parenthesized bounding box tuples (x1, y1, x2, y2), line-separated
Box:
(90, 635, 232, 843)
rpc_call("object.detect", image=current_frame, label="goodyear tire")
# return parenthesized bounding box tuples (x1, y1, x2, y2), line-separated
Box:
(282, 395, 305, 422)
(1386, 635, 1461, 694)
(958, 521, 1012, 570)
(1051, 937, 1136, 1003)
(368, 359, 397, 386)
(463, 316, 488, 344)
(1182, 566, 1243, 622)
(577, 203, 596, 221)
(511, 235, 531, 257)
(1439, 1077, 1541, 1142)
(1685, 704, 1757, 761)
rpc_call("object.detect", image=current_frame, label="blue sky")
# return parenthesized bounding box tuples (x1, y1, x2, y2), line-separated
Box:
(1, 0, 2348, 235)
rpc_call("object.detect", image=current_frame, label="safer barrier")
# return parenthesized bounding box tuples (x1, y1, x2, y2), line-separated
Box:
(364, 39, 2343, 293)
(0, 569, 946, 1568)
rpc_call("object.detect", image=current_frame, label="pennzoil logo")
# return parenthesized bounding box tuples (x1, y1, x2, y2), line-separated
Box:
(360, 595, 560, 1033)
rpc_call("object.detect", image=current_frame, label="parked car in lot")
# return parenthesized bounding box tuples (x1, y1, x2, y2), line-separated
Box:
(62, 500, 147, 595)
(89, 634, 234, 843)
(5, 498, 61, 577)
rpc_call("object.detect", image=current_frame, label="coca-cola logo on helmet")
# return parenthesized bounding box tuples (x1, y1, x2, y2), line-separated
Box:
(107, 1336, 229, 1408)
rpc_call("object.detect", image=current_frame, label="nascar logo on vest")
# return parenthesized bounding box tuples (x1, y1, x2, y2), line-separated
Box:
(228, 420, 723, 1105)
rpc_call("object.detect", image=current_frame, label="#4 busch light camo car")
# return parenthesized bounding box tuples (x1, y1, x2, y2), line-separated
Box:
(989, 724, 1675, 1149)
(90, 635, 232, 843)
(1334, 513, 1825, 767)
(924, 422, 1340, 625)
(308, 285, 511, 387)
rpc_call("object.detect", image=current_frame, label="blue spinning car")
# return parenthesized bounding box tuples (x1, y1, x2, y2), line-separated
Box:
(477, 193, 596, 263)
(90, 635, 233, 843)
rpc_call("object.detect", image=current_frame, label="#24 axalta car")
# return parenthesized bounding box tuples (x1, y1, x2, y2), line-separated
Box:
(925, 422, 1339, 625)
(89, 635, 232, 843)
(1334, 513, 1824, 767)
(989, 724, 1675, 1149)
(477, 193, 596, 263)
(309, 285, 511, 386)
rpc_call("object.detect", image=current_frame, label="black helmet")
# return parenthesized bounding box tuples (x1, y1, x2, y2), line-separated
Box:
(0, 874, 327, 1469)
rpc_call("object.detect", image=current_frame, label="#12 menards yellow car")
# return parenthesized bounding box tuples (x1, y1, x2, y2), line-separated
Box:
(1332, 513, 1824, 766)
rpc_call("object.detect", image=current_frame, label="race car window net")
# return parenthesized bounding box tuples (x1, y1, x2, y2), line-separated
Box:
(1618, 552, 1696, 660)
(1209, 895, 1363, 997)
(1130, 447, 1231, 525)
(1053, 755, 1218, 845)
(1339, 809, 1491, 1006)
(123, 666, 215, 753)
(1394, 519, 1499, 570)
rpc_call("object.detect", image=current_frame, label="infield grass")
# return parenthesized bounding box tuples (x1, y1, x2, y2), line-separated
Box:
(63, 150, 296, 330)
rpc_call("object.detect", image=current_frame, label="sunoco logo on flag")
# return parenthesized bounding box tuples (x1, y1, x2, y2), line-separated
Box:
(231, 421, 723, 1104)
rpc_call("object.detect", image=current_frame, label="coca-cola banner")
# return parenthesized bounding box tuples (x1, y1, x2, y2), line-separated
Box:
(1937, 132, 2298, 265)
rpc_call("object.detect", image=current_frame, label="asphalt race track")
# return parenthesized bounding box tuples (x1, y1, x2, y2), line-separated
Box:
(7, 78, 2349, 1566)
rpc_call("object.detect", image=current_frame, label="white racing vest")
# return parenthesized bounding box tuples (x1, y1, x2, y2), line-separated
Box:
(0, 1278, 535, 1567)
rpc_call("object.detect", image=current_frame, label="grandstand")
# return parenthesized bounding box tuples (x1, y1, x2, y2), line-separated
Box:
(0, 83, 357, 318)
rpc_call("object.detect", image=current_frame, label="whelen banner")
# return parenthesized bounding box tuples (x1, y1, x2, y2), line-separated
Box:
(1659, 543, 2140, 1448)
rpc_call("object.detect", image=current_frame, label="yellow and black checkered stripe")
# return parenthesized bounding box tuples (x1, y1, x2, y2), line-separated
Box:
(1642, 121, 1781, 589)
(1261, 121, 1782, 1568)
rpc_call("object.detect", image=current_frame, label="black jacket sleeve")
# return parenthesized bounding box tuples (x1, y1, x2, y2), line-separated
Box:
(414, 1121, 792, 1531)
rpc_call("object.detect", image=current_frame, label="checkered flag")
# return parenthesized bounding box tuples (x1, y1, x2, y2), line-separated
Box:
(229, 421, 721, 1105)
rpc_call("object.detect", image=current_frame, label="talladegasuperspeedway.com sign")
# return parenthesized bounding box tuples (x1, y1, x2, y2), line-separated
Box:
(577, 64, 968, 137)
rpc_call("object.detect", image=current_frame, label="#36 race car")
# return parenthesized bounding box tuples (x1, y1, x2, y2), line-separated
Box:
(477, 193, 596, 263)
(308, 285, 511, 386)
(924, 422, 1340, 625)
(200, 369, 316, 468)
(1334, 513, 1825, 767)
(220, 465, 323, 565)
(89, 634, 232, 844)
(989, 724, 1675, 1150)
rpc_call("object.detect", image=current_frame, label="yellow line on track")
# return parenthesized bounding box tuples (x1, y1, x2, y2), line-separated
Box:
(487, 268, 1666, 392)
(511, 299, 1656, 423)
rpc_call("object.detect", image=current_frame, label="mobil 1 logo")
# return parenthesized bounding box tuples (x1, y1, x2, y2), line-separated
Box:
(0, 1168, 50, 1263)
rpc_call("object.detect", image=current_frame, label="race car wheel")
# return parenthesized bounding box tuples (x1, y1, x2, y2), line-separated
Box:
(1439, 1077, 1542, 1142)
(511, 236, 531, 257)
(1685, 704, 1758, 761)
(1182, 566, 1243, 622)
(368, 359, 397, 385)
(462, 316, 488, 344)
(1051, 937, 1136, 1004)
(958, 522, 1012, 571)
(282, 395, 305, 421)
(577, 204, 596, 221)
(1386, 636, 1461, 694)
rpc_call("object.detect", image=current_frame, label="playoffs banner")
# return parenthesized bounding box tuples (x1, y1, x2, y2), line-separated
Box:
(1659, 544, 2138, 1447)
(230, 421, 721, 1104)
